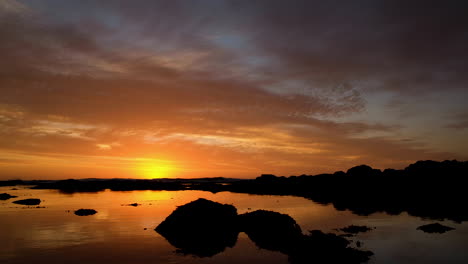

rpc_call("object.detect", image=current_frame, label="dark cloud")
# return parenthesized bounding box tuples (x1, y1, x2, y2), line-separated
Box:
(446, 113, 468, 130)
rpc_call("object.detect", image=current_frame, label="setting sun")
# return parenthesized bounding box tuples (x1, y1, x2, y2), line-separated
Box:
(137, 159, 177, 179)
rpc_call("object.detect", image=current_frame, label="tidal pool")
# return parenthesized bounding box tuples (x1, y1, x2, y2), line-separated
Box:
(0, 186, 467, 264)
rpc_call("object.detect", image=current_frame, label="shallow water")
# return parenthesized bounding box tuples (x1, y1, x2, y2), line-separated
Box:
(0, 186, 467, 264)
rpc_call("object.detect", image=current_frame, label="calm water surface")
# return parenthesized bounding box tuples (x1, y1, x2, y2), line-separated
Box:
(1, 186, 467, 264)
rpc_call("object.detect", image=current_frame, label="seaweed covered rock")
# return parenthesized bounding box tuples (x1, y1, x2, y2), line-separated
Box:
(288, 230, 373, 264)
(237, 209, 373, 264)
(239, 210, 302, 251)
(417, 223, 455, 233)
(74, 209, 97, 216)
(12, 198, 41, 205)
(155, 198, 238, 257)
(0, 193, 17, 200)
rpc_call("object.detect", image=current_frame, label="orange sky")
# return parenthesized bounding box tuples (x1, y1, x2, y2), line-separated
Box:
(1, 0, 467, 179)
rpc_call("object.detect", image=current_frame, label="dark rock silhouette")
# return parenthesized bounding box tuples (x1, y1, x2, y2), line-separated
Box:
(339, 225, 374, 234)
(239, 210, 302, 251)
(240, 210, 372, 263)
(156, 199, 373, 263)
(74, 209, 97, 216)
(286, 230, 372, 264)
(0, 193, 17, 200)
(155, 198, 238, 257)
(12, 198, 41, 205)
(417, 223, 455, 233)
(127, 203, 141, 207)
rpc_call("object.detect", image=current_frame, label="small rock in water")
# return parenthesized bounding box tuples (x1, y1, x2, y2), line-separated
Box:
(417, 223, 455, 234)
(0, 193, 18, 200)
(127, 203, 141, 207)
(74, 209, 97, 216)
(12, 198, 41, 205)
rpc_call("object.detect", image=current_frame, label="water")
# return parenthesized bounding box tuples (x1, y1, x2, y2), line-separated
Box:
(1, 186, 467, 264)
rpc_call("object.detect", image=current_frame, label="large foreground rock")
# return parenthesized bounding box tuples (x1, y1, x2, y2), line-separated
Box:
(155, 198, 238, 257)
(239, 210, 372, 264)
(156, 198, 373, 263)
(239, 210, 302, 251)
(12, 198, 41, 205)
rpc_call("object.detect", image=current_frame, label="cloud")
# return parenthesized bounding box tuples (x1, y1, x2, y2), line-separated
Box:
(446, 113, 468, 130)
(0, 0, 467, 178)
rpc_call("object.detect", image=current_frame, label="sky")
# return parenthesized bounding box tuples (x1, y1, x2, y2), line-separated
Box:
(1, 0, 467, 179)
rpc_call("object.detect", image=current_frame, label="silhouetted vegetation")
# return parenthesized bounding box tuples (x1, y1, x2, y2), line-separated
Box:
(3, 160, 468, 222)
(12, 198, 41, 205)
(417, 223, 455, 234)
(74, 209, 97, 216)
(0, 193, 17, 200)
(156, 199, 372, 263)
(226, 160, 468, 222)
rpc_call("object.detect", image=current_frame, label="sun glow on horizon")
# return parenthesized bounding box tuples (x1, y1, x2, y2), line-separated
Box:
(137, 159, 178, 179)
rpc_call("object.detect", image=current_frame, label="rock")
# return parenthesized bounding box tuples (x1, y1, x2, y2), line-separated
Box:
(74, 209, 97, 216)
(288, 230, 373, 264)
(127, 203, 140, 207)
(417, 223, 455, 233)
(12, 198, 41, 205)
(301, 230, 352, 254)
(155, 198, 238, 257)
(0, 193, 17, 200)
(156, 199, 373, 263)
(239, 210, 302, 252)
(238, 210, 372, 263)
(339, 225, 374, 234)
